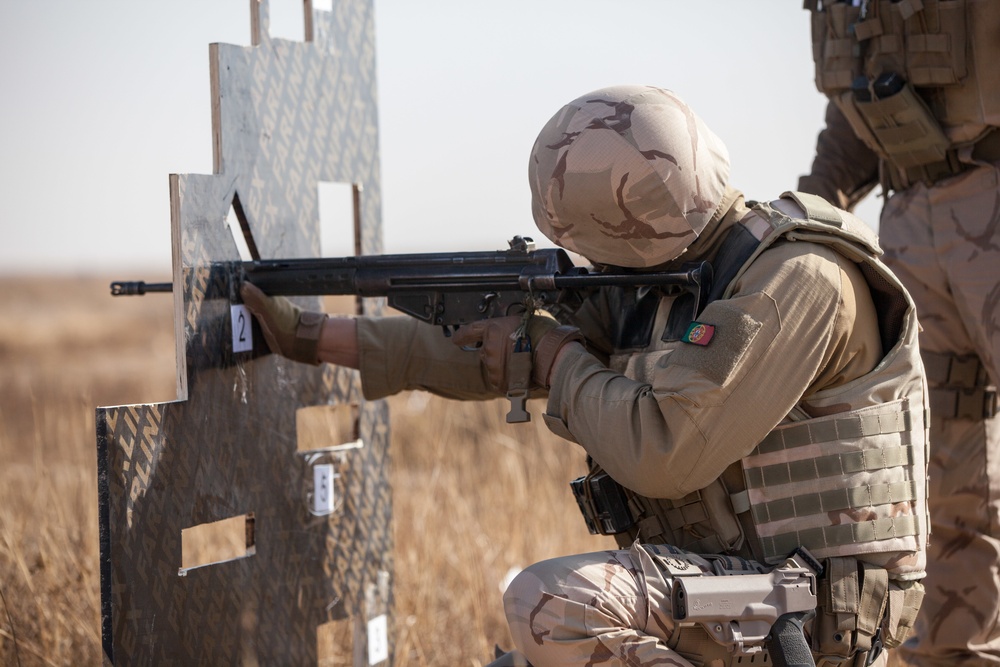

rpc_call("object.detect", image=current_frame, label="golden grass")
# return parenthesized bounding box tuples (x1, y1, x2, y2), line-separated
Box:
(0, 276, 176, 667)
(0, 277, 608, 666)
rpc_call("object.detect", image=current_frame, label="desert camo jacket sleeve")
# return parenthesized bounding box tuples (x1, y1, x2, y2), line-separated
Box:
(798, 100, 881, 212)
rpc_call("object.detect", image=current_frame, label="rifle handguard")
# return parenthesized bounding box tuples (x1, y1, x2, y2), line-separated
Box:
(532, 325, 584, 388)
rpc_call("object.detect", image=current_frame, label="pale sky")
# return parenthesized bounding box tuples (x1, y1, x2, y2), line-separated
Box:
(0, 1, 882, 276)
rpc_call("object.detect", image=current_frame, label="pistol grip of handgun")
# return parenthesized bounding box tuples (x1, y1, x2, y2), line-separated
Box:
(766, 612, 816, 667)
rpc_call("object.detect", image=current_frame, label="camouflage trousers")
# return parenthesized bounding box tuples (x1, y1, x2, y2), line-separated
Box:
(882, 163, 1000, 666)
(501, 542, 889, 667)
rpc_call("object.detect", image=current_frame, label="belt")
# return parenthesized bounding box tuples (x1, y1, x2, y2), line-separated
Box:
(886, 128, 1000, 191)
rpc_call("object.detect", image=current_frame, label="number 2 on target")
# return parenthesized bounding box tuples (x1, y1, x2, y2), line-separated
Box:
(231, 304, 253, 353)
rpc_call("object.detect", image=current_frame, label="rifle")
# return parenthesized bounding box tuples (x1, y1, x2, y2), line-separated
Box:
(112, 237, 712, 422)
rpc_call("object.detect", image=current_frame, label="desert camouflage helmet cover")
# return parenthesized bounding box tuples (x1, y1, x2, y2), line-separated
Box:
(529, 85, 731, 268)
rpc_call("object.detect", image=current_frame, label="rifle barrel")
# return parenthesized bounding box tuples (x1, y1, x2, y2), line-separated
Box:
(110, 281, 173, 296)
(109, 253, 707, 297)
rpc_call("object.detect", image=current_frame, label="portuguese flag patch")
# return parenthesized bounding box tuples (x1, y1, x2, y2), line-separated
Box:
(682, 321, 715, 346)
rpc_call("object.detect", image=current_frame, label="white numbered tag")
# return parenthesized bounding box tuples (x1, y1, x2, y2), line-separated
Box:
(231, 304, 253, 353)
(367, 614, 388, 665)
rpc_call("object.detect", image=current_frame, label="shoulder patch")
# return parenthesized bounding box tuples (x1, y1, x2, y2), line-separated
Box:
(671, 298, 768, 387)
(682, 321, 715, 346)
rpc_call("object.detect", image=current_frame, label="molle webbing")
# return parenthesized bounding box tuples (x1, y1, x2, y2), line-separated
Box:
(623, 487, 742, 556)
(922, 350, 998, 419)
(760, 508, 921, 564)
(923, 351, 992, 387)
(752, 409, 911, 456)
(741, 403, 922, 563)
(748, 480, 919, 523)
(807, 0, 1000, 188)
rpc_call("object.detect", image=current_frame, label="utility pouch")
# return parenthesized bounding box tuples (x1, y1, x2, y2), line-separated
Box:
(809, 1, 863, 93)
(812, 557, 862, 663)
(882, 579, 925, 650)
(812, 557, 924, 665)
(570, 468, 635, 536)
(850, 74, 951, 169)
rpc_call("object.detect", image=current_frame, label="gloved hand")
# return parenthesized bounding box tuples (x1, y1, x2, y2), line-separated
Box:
(240, 282, 328, 365)
(451, 311, 583, 392)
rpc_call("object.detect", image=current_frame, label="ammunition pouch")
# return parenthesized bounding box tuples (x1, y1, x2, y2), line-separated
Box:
(571, 461, 749, 555)
(923, 350, 999, 420)
(831, 72, 1000, 189)
(569, 466, 635, 536)
(812, 557, 925, 667)
(621, 482, 747, 555)
(835, 76, 952, 175)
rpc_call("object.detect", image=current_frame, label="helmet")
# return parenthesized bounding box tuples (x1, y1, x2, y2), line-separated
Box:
(528, 85, 730, 268)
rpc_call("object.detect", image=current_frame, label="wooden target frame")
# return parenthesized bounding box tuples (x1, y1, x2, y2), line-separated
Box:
(96, 1, 392, 664)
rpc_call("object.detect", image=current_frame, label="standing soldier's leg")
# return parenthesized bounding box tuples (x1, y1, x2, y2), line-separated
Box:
(883, 165, 1000, 665)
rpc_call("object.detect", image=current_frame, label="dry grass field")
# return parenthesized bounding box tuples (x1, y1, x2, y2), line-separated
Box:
(0, 276, 610, 666)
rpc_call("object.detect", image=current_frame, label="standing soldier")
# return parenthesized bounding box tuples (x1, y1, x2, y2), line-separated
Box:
(800, 2, 1000, 664)
(244, 85, 929, 665)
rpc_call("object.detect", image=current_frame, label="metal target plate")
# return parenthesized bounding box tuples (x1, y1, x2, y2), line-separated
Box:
(95, 1, 392, 664)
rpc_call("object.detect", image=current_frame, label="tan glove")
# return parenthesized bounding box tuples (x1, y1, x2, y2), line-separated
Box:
(240, 282, 327, 365)
(451, 312, 583, 392)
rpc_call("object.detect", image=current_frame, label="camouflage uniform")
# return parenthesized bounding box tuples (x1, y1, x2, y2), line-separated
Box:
(355, 87, 929, 666)
(801, 2, 1000, 663)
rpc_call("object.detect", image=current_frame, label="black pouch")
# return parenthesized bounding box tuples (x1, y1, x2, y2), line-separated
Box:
(570, 468, 634, 536)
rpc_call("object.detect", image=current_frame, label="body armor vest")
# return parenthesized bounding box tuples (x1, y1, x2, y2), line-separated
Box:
(805, 0, 1000, 185)
(605, 192, 929, 581)
(807, 0, 1000, 140)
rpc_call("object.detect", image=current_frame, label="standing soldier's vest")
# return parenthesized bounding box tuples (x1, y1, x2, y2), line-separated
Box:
(804, 0, 1000, 189)
(585, 191, 929, 580)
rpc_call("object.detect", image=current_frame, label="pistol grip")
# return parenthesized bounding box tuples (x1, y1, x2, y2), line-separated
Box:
(766, 612, 816, 667)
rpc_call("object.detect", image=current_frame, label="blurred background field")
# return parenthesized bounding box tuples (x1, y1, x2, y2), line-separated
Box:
(0, 276, 609, 666)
